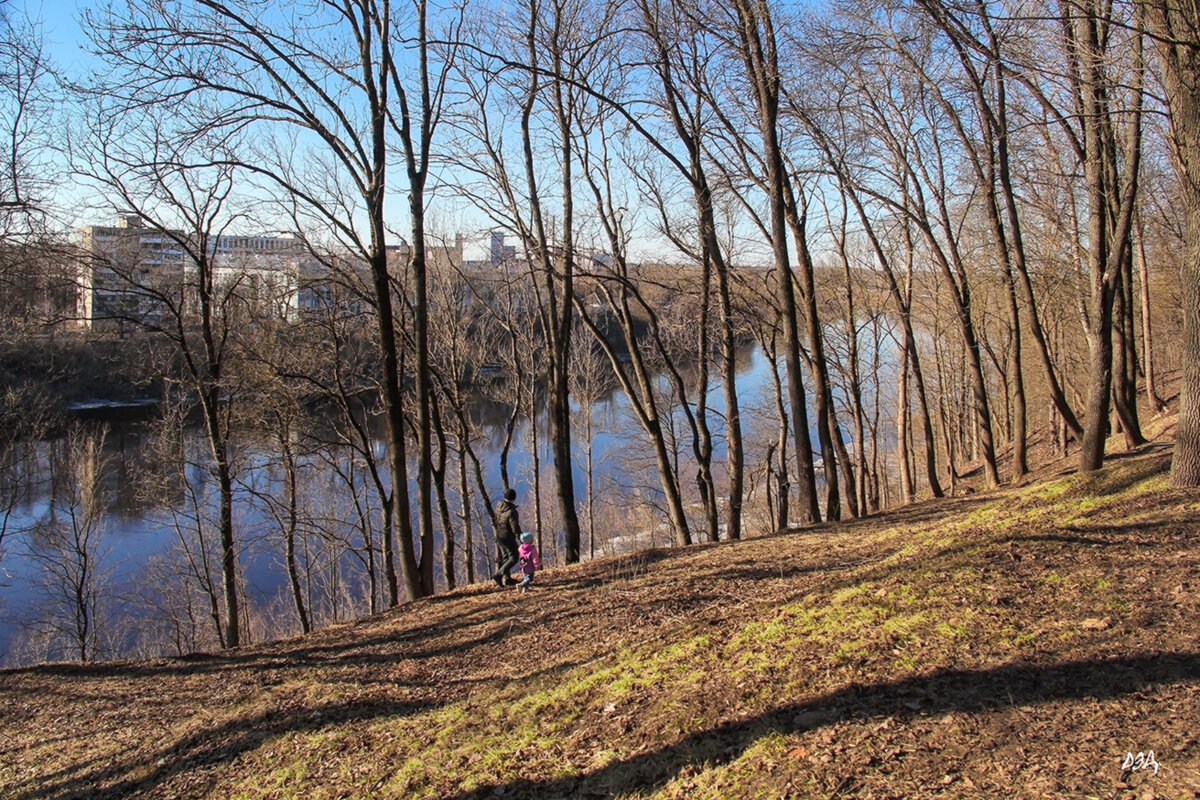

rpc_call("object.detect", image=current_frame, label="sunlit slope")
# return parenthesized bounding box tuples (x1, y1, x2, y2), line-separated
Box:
(1, 448, 1198, 799)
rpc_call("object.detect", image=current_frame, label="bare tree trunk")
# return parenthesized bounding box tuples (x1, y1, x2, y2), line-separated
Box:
(1068, 1, 1144, 471)
(829, 205, 869, 515)
(1111, 259, 1146, 448)
(430, 398, 456, 591)
(897, 335, 914, 505)
(1174, 203, 1200, 483)
(731, 0, 819, 523)
(783, 191, 847, 520)
(718, 273, 745, 540)
(894, 240, 944, 498)
(691, 214, 718, 542)
(636, 0, 741, 541)
(1135, 213, 1166, 412)
(456, 447, 475, 584)
(266, 413, 310, 636)
(370, 247, 411, 604)
(1144, 0, 1200, 485)
(389, 0, 442, 598)
(516, 2, 582, 562)
(866, 318, 885, 512)
(768, 334, 791, 529)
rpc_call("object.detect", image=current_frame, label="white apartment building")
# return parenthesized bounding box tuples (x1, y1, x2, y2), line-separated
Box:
(76, 214, 306, 328)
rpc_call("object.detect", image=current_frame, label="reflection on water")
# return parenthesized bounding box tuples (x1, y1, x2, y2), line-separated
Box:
(0, 342, 808, 665)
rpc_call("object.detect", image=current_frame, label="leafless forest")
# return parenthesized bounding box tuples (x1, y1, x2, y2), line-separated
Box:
(0, 0, 1197, 665)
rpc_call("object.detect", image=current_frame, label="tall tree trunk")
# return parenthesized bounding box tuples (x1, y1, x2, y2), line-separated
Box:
(280, 428, 309, 635)
(1174, 194, 1200, 483)
(783, 190, 848, 520)
(372, 247, 413, 601)
(392, 0, 437, 597)
(1111, 260, 1146, 448)
(198, 249, 239, 647)
(1135, 213, 1166, 412)
(212, 434, 239, 648)
(640, 0, 742, 540)
(831, 207, 869, 515)
(1144, 0, 1200, 485)
(456, 442, 475, 585)
(692, 222, 719, 542)
(732, 0, 819, 523)
(409, 201, 437, 596)
(525, 3, 583, 563)
(431, 398, 456, 591)
(717, 265, 745, 540)
(1069, 1, 1144, 471)
(1005, 296, 1028, 477)
(897, 334, 914, 505)
(766, 331, 791, 529)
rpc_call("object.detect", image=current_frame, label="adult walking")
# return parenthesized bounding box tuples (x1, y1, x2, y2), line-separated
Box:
(493, 487, 522, 587)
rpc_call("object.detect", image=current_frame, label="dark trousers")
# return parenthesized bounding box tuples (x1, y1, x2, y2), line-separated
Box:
(495, 539, 519, 581)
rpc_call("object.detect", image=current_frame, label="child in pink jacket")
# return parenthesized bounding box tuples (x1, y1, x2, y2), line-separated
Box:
(516, 531, 542, 591)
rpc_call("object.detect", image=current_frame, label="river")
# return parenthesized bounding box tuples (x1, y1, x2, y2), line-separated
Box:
(0, 343, 809, 665)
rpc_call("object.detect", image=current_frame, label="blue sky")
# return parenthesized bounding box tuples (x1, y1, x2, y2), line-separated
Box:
(13, 0, 89, 68)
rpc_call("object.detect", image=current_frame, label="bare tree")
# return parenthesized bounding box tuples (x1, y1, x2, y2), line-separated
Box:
(434, 269, 519, 582)
(390, 0, 462, 595)
(735, 274, 792, 529)
(862, 32, 1004, 488)
(0, 7, 76, 336)
(567, 329, 614, 558)
(821, 193, 879, 514)
(71, 72, 256, 645)
(1143, 0, 1200, 485)
(132, 398, 231, 651)
(0, 5, 55, 229)
(570, 262, 698, 545)
(633, 0, 745, 540)
(23, 424, 115, 663)
(0, 385, 55, 562)
(1054, 0, 1146, 471)
(452, 0, 645, 560)
(797, 22, 947, 500)
(727, 0, 821, 522)
(242, 386, 314, 635)
(511, 0, 590, 561)
(422, 256, 502, 588)
(1133, 206, 1166, 413)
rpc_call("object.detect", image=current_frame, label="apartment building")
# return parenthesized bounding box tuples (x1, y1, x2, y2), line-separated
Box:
(76, 214, 306, 328)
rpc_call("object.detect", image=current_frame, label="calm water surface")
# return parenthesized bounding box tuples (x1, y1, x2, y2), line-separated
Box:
(0, 344, 810, 664)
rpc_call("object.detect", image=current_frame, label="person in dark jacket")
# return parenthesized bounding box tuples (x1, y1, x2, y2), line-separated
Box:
(493, 488, 522, 586)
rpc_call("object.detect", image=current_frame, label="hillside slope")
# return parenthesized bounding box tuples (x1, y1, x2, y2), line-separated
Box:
(2, 447, 1199, 799)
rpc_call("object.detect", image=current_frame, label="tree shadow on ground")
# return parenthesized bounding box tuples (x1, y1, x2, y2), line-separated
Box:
(7, 696, 441, 800)
(8, 591, 538, 680)
(1062, 450, 1173, 497)
(552, 547, 684, 591)
(437, 650, 1200, 800)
